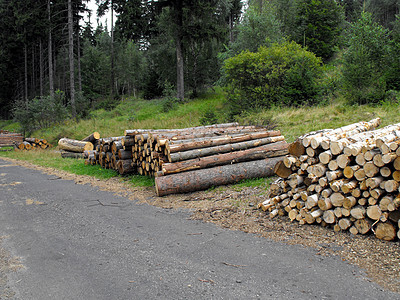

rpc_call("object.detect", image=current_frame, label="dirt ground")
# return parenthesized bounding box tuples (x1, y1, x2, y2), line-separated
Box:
(1, 157, 400, 294)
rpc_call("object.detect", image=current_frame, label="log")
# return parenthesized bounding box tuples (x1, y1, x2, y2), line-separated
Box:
(319, 150, 333, 164)
(58, 138, 93, 152)
(117, 159, 137, 175)
(118, 149, 133, 160)
(366, 205, 382, 220)
(161, 142, 288, 175)
(322, 210, 336, 224)
(375, 222, 397, 241)
(354, 218, 372, 235)
(343, 196, 357, 209)
(288, 140, 305, 157)
(384, 180, 399, 193)
(338, 218, 352, 230)
(363, 162, 379, 178)
(60, 151, 84, 159)
(343, 165, 360, 179)
(330, 192, 345, 207)
(155, 156, 283, 196)
(168, 136, 286, 162)
(350, 206, 366, 220)
(166, 131, 282, 153)
(82, 132, 100, 143)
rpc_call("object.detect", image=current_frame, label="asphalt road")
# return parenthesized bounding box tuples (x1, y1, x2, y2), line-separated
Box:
(0, 158, 397, 299)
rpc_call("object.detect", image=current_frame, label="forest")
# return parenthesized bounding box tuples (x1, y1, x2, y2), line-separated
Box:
(1, 0, 400, 133)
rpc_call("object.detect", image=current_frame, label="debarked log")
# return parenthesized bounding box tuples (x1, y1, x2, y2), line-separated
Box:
(167, 136, 286, 163)
(161, 141, 288, 175)
(155, 156, 283, 196)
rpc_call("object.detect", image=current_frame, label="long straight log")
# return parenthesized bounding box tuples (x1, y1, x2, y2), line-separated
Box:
(60, 151, 84, 159)
(155, 156, 283, 196)
(168, 136, 285, 162)
(58, 138, 93, 152)
(154, 128, 273, 146)
(166, 131, 281, 153)
(161, 141, 288, 175)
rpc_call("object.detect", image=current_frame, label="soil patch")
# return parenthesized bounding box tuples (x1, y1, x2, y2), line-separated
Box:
(2, 157, 400, 294)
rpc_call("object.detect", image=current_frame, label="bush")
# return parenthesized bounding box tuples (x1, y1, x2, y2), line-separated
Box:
(13, 91, 69, 135)
(223, 41, 323, 116)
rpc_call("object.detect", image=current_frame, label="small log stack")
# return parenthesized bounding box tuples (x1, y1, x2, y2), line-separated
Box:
(84, 136, 137, 176)
(0, 132, 23, 148)
(16, 138, 51, 150)
(259, 117, 400, 241)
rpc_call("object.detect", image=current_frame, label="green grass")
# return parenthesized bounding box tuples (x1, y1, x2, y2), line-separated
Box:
(0, 150, 154, 187)
(29, 87, 227, 145)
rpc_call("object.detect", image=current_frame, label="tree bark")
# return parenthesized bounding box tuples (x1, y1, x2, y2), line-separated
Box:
(162, 141, 288, 175)
(61, 151, 84, 159)
(24, 44, 28, 101)
(175, 0, 184, 101)
(68, 0, 76, 118)
(156, 156, 283, 196)
(110, 0, 115, 96)
(39, 39, 44, 97)
(166, 131, 282, 153)
(167, 136, 285, 162)
(48, 0, 54, 99)
(82, 132, 100, 143)
(58, 138, 93, 152)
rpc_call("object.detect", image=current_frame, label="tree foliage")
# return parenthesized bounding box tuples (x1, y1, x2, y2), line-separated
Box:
(294, 0, 344, 61)
(342, 12, 391, 104)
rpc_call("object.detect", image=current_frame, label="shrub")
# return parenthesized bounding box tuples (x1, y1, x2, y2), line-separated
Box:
(13, 91, 69, 135)
(223, 41, 323, 116)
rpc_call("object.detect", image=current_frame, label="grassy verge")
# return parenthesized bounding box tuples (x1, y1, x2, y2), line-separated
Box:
(0, 150, 154, 187)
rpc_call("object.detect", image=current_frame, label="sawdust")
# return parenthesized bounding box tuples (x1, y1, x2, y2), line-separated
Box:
(2, 156, 400, 294)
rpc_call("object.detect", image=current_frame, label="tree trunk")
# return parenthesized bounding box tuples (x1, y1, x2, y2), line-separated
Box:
(175, 0, 184, 101)
(110, 0, 115, 96)
(24, 44, 28, 101)
(68, 0, 76, 118)
(39, 39, 44, 97)
(155, 156, 283, 196)
(48, 0, 54, 99)
(77, 31, 82, 93)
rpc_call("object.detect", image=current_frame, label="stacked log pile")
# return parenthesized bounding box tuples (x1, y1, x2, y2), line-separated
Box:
(16, 138, 51, 150)
(259, 117, 400, 241)
(122, 123, 289, 196)
(75, 123, 289, 193)
(0, 132, 23, 148)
